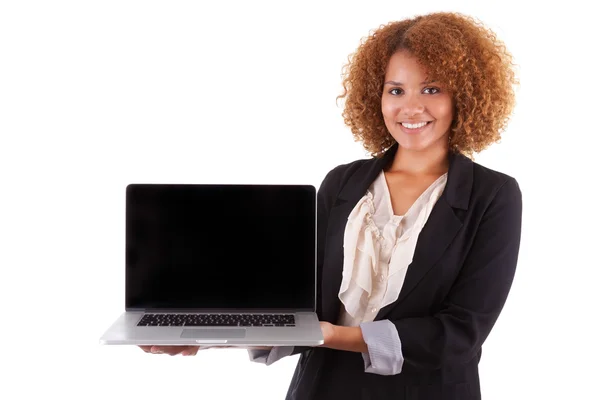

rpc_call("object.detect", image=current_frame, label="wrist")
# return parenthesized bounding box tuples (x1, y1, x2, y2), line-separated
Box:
(331, 324, 343, 346)
(328, 325, 368, 353)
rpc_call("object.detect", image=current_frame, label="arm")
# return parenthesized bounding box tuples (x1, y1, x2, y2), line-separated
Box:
(248, 166, 346, 364)
(288, 165, 348, 357)
(393, 178, 522, 372)
(319, 178, 522, 373)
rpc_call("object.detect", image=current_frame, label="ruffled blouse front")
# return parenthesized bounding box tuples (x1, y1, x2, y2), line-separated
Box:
(338, 170, 448, 326)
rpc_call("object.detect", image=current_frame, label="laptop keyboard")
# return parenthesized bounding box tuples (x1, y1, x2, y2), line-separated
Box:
(137, 313, 296, 327)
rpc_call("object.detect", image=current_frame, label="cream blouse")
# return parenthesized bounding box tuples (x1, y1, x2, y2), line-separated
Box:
(338, 170, 448, 327)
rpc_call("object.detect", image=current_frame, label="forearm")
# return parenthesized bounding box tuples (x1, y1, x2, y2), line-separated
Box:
(321, 325, 368, 353)
(320, 321, 405, 377)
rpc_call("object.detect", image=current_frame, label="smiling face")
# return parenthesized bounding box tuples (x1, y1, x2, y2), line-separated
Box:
(381, 51, 454, 153)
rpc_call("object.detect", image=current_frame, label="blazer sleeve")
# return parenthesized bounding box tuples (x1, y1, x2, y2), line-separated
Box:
(247, 346, 295, 365)
(391, 177, 523, 372)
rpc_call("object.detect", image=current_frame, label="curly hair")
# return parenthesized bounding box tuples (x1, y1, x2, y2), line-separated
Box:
(337, 12, 518, 158)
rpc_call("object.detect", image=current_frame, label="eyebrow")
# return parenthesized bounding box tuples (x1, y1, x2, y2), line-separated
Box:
(384, 80, 436, 86)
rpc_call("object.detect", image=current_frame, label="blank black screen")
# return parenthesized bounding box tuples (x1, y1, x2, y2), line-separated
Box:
(125, 184, 316, 311)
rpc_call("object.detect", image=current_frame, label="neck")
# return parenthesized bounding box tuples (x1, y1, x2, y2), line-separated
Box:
(387, 142, 450, 176)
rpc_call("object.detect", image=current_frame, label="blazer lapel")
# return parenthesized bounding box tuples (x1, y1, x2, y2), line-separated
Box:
(375, 150, 473, 320)
(321, 144, 399, 323)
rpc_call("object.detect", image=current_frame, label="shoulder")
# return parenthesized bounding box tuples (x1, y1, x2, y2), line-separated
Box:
(322, 158, 371, 186)
(470, 159, 522, 207)
(318, 158, 371, 195)
(472, 159, 515, 184)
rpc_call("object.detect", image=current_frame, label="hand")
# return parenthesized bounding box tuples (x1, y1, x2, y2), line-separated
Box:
(317, 322, 368, 353)
(138, 345, 226, 356)
(319, 321, 336, 346)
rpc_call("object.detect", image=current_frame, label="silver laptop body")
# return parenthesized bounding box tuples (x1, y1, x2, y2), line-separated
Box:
(99, 183, 323, 346)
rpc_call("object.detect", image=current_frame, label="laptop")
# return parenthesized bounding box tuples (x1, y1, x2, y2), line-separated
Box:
(99, 183, 323, 347)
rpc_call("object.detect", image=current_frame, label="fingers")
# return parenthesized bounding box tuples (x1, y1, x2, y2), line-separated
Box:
(140, 345, 232, 356)
(145, 345, 202, 356)
(151, 346, 186, 356)
(180, 346, 200, 356)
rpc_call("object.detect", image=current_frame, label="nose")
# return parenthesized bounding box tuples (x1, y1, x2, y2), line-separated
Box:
(401, 93, 425, 116)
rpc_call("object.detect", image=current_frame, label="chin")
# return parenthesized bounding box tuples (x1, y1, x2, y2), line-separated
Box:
(395, 139, 432, 152)
(394, 132, 449, 153)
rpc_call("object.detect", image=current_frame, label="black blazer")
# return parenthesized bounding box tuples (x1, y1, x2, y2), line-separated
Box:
(285, 143, 522, 400)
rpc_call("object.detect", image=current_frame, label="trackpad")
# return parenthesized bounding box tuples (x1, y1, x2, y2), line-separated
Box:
(180, 329, 246, 339)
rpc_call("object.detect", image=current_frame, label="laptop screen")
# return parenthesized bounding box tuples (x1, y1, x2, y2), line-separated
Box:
(125, 184, 316, 311)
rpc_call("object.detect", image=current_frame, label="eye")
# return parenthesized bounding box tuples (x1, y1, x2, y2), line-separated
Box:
(423, 87, 441, 94)
(389, 88, 403, 95)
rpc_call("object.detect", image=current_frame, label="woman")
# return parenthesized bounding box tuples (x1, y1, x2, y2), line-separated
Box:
(144, 11, 522, 400)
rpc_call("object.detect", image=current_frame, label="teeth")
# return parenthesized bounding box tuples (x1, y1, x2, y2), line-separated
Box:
(401, 122, 428, 129)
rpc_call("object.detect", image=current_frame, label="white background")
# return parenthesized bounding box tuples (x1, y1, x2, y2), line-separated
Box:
(1, 1, 598, 399)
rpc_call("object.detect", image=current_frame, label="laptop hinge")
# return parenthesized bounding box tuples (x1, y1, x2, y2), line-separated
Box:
(127, 308, 314, 313)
